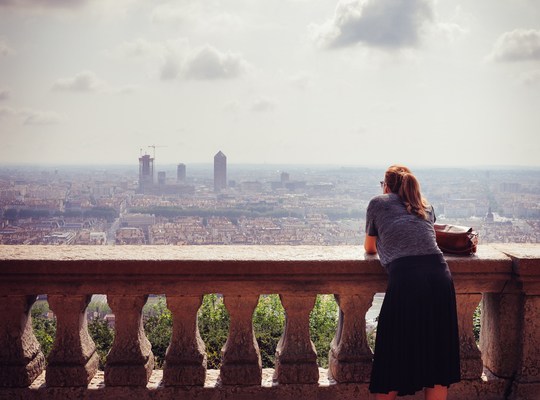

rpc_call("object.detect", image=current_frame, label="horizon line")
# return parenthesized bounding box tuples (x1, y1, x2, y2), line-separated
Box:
(1, 162, 540, 171)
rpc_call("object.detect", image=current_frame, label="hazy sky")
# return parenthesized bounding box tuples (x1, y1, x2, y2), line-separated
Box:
(1, 0, 539, 167)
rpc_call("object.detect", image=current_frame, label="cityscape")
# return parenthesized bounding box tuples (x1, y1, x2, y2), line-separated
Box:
(1, 151, 539, 247)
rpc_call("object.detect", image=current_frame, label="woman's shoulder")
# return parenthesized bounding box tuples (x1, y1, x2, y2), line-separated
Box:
(369, 193, 397, 204)
(367, 194, 397, 211)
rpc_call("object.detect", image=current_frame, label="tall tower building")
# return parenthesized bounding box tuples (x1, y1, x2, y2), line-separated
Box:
(158, 171, 166, 185)
(214, 151, 227, 192)
(177, 163, 186, 182)
(138, 154, 154, 193)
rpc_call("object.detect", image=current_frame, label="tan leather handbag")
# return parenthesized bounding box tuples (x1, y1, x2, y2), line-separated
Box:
(434, 224, 478, 255)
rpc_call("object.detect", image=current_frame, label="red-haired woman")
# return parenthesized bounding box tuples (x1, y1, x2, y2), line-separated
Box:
(365, 165, 460, 400)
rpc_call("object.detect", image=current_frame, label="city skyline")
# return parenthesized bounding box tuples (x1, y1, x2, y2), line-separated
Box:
(1, 162, 539, 247)
(1, 1, 539, 167)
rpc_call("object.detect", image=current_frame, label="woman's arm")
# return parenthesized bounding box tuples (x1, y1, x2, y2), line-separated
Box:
(364, 235, 377, 254)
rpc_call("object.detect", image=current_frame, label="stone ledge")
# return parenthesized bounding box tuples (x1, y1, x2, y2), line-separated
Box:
(4, 369, 508, 400)
(0, 245, 518, 296)
(28, 369, 332, 390)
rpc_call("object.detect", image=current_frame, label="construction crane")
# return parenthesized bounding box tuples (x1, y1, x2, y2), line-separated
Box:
(148, 144, 167, 159)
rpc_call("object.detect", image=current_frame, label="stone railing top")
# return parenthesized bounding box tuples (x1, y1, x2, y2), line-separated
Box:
(0, 245, 528, 296)
(494, 244, 540, 293)
(494, 244, 540, 270)
(0, 243, 513, 263)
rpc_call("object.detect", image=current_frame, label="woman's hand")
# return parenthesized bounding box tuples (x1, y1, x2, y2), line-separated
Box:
(364, 235, 377, 254)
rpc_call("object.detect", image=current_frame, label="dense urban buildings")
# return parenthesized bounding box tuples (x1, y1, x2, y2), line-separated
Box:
(1, 155, 539, 246)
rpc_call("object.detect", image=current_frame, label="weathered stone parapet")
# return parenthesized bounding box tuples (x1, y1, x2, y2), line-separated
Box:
(493, 245, 540, 400)
(0, 295, 45, 388)
(45, 294, 99, 387)
(274, 294, 319, 384)
(0, 244, 538, 400)
(328, 293, 374, 383)
(104, 294, 154, 387)
(163, 295, 207, 386)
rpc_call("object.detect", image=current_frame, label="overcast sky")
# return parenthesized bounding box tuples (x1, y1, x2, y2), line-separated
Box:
(0, 0, 539, 167)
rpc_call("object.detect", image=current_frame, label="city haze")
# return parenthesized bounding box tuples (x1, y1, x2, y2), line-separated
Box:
(1, 163, 539, 246)
(1, 0, 539, 167)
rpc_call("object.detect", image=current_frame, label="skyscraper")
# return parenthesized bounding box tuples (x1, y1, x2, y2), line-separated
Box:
(214, 151, 227, 192)
(138, 154, 154, 193)
(177, 163, 186, 182)
(158, 171, 166, 185)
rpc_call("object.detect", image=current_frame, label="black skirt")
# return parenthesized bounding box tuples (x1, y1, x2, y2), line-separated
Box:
(369, 254, 461, 396)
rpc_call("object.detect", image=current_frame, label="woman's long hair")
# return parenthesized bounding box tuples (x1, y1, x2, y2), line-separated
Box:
(384, 165, 430, 219)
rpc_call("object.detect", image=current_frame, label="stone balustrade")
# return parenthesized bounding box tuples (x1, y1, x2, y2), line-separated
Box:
(0, 244, 538, 400)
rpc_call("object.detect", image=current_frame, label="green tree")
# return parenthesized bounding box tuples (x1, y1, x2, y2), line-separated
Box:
(309, 295, 339, 368)
(253, 295, 285, 367)
(143, 298, 172, 368)
(31, 301, 56, 359)
(473, 304, 481, 343)
(30, 294, 343, 371)
(143, 294, 338, 369)
(88, 317, 115, 370)
(87, 300, 111, 316)
(197, 294, 230, 369)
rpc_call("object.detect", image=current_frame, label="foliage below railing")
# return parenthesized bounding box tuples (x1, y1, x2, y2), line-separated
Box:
(31, 294, 342, 370)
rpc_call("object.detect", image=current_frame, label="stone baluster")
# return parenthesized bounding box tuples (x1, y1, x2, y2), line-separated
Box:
(274, 294, 318, 384)
(219, 294, 262, 386)
(45, 294, 99, 387)
(328, 293, 374, 383)
(0, 295, 45, 387)
(456, 293, 483, 379)
(480, 284, 522, 381)
(495, 246, 540, 399)
(163, 295, 207, 386)
(511, 294, 540, 399)
(104, 295, 154, 386)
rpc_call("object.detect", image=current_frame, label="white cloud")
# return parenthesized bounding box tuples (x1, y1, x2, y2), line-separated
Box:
(251, 98, 277, 112)
(288, 72, 316, 91)
(0, 0, 137, 14)
(0, 0, 98, 16)
(150, 3, 243, 34)
(312, 0, 434, 50)
(51, 70, 138, 94)
(160, 53, 182, 80)
(113, 85, 139, 95)
(151, 3, 192, 25)
(0, 106, 64, 125)
(22, 109, 65, 125)
(371, 102, 397, 113)
(0, 37, 13, 56)
(520, 69, 540, 86)
(183, 45, 249, 80)
(52, 70, 106, 92)
(222, 101, 241, 113)
(0, 0, 87, 8)
(0, 106, 17, 118)
(430, 4, 470, 43)
(435, 22, 469, 42)
(0, 89, 10, 100)
(489, 29, 540, 62)
(118, 38, 165, 58)
(115, 38, 249, 81)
